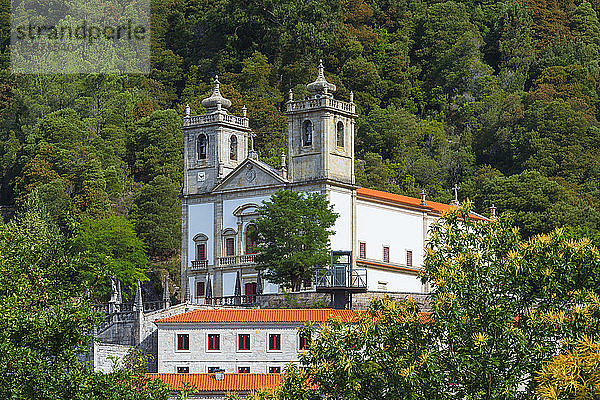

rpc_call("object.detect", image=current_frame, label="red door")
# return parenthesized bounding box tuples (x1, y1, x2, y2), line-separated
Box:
(245, 282, 257, 303)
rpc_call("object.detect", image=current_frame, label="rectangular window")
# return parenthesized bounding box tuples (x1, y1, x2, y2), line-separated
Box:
(303, 278, 312, 288)
(225, 237, 235, 256)
(359, 242, 366, 259)
(383, 246, 390, 263)
(269, 367, 281, 374)
(268, 334, 281, 351)
(238, 367, 250, 373)
(299, 335, 309, 351)
(177, 366, 189, 373)
(208, 334, 220, 351)
(406, 250, 413, 267)
(238, 334, 250, 351)
(197, 243, 206, 260)
(177, 334, 189, 351)
(207, 367, 220, 373)
(196, 281, 205, 297)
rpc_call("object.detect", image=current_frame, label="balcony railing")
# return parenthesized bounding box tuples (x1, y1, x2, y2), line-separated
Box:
(190, 255, 257, 271)
(191, 260, 208, 270)
(315, 267, 367, 289)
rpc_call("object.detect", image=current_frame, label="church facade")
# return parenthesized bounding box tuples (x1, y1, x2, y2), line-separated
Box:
(181, 62, 482, 305)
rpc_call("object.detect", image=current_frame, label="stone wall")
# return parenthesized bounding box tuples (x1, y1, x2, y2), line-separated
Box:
(92, 343, 133, 372)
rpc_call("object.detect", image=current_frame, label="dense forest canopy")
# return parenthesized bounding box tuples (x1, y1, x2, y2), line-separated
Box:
(2, 0, 600, 277)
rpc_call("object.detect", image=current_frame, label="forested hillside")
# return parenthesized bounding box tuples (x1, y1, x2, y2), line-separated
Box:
(2, 0, 600, 283)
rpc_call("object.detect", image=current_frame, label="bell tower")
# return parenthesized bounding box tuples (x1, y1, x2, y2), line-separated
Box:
(182, 76, 250, 195)
(285, 61, 357, 185)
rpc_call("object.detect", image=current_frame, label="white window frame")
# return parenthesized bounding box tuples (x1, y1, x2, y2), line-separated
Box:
(175, 332, 191, 353)
(206, 332, 221, 353)
(266, 332, 283, 353)
(236, 331, 252, 353)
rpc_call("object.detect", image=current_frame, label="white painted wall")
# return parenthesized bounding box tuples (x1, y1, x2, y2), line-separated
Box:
(222, 195, 270, 231)
(328, 188, 352, 252)
(356, 201, 425, 268)
(366, 267, 422, 293)
(188, 203, 215, 264)
(222, 272, 237, 296)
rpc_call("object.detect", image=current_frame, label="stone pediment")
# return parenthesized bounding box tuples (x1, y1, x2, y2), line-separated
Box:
(213, 158, 287, 192)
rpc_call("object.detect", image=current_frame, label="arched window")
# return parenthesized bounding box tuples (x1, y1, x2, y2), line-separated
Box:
(245, 224, 257, 254)
(303, 120, 313, 146)
(230, 135, 238, 160)
(336, 121, 344, 148)
(197, 134, 207, 160)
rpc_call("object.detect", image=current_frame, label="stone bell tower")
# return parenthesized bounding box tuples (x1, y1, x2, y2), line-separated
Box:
(285, 61, 357, 185)
(182, 76, 251, 195)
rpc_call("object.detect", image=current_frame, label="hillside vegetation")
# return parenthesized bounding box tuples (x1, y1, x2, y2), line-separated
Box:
(2, 0, 600, 267)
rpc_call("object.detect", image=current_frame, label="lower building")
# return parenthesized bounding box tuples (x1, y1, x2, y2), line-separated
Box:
(147, 373, 282, 399)
(154, 308, 357, 374)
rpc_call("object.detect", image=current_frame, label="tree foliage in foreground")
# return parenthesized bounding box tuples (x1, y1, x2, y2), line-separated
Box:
(253, 190, 338, 291)
(246, 204, 600, 400)
(0, 198, 169, 399)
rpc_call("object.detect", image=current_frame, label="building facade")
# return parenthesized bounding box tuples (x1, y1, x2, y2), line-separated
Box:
(181, 62, 485, 305)
(154, 308, 356, 374)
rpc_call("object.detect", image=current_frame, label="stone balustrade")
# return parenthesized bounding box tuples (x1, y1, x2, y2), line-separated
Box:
(286, 97, 356, 114)
(184, 111, 249, 128)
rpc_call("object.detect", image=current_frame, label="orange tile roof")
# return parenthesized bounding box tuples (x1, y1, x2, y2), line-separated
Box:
(356, 187, 486, 220)
(147, 373, 281, 392)
(155, 308, 359, 324)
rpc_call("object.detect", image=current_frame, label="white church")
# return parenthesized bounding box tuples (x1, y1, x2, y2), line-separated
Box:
(180, 61, 486, 306)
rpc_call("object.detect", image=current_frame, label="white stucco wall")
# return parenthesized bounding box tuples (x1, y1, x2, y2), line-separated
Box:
(366, 267, 422, 293)
(222, 196, 270, 231)
(356, 200, 425, 267)
(157, 323, 304, 374)
(328, 188, 353, 252)
(188, 203, 215, 265)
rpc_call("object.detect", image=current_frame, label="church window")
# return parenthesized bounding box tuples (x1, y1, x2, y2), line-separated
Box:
(197, 134, 207, 159)
(336, 121, 344, 147)
(196, 281, 205, 297)
(303, 120, 313, 146)
(245, 224, 257, 254)
(225, 237, 235, 256)
(196, 243, 206, 260)
(406, 250, 413, 267)
(359, 242, 366, 259)
(230, 135, 238, 160)
(383, 246, 390, 263)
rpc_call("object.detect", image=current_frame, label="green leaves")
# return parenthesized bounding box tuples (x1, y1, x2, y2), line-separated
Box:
(253, 190, 338, 291)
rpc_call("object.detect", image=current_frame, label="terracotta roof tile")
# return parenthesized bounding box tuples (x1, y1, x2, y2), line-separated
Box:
(147, 373, 281, 392)
(356, 187, 486, 220)
(155, 308, 359, 324)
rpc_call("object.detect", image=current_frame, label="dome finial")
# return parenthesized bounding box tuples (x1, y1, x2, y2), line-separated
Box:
(307, 60, 336, 95)
(201, 74, 232, 111)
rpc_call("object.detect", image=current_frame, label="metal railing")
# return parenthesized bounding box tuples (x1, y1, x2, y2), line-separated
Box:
(315, 267, 367, 288)
(204, 295, 257, 306)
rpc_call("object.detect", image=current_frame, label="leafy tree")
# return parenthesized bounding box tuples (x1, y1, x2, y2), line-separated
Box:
(129, 175, 181, 258)
(0, 196, 170, 399)
(253, 190, 338, 291)
(536, 335, 600, 400)
(249, 204, 600, 399)
(72, 216, 149, 295)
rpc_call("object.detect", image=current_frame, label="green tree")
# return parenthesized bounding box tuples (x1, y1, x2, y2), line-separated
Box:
(129, 175, 181, 258)
(0, 196, 170, 399)
(253, 190, 338, 291)
(72, 216, 149, 296)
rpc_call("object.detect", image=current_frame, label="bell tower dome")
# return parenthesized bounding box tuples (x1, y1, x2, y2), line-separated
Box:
(285, 61, 357, 185)
(182, 76, 251, 195)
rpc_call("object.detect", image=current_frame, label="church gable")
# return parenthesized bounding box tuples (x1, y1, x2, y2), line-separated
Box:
(213, 159, 287, 192)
